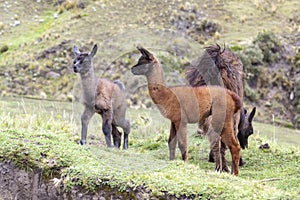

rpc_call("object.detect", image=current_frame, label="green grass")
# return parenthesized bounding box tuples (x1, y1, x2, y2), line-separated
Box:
(254, 122, 300, 146)
(0, 97, 299, 199)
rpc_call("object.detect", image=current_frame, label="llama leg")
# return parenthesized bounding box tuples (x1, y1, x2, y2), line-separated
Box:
(114, 108, 130, 149)
(122, 120, 131, 150)
(210, 136, 222, 172)
(168, 122, 177, 160)
(198, 116, 211, 136)
(221, 127, 241, 175)
(220, 141, 229, 172)
(208, 150, 215, 162)
(80, 107, 95, 145)
(112, 124, 121, 148)
(197, 123, 204, 136)
(207, 122, 223, 171)
(177, 122, 188, 161)
(101, 110, 113, 148)
(211, 140, 229, 173)
(203, 117, 215, 162)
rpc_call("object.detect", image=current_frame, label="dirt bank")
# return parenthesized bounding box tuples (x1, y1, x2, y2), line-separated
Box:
(0, 161, 148, 200)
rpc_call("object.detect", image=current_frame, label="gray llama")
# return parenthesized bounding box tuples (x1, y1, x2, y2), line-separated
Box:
(73, 44, 130, 149)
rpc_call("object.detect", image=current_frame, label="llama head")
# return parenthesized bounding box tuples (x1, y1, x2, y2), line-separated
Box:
(131, 46, 158, 75)
(238, 107, 256, 149)
(73, 44, 98, 74)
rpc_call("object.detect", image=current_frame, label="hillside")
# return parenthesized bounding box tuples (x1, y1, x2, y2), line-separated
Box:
(0, 1, 299, 125)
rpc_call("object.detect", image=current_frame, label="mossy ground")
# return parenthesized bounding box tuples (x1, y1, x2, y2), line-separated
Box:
(0, 97, 299, 199)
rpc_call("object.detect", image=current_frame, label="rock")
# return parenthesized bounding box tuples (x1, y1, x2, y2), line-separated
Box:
(290, 91, 294, 100)
(259, 143, 270, 149)
(265, 101, 272, 107)
(0, 45, 8, 53)
(0, 22, 4, 30)
(39, 92, 47, 99)
(14, 14, 19, 20)
(56, 94, 67, 101)
(10, 20, 21, 27)
(67, 93, 75, 102)
(46, 71, 61, 79)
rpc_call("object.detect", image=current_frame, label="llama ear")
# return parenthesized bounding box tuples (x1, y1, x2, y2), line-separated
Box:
(137, 46, 146, 56)
(137, 46, 153, 61)
(89, 44, 98, 57)
(74, 45, 81, 56)
(142, 47, 154, 60)
(248, 107, 256, 122)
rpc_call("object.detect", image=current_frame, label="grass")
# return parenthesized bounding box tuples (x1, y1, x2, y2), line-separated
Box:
(254, 121, 300, 146)
(0, 97, 299, 199)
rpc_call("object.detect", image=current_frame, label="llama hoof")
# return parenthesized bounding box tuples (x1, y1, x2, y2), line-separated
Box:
(215, 165, 221, 172)
(197, 128, 204, 136)
(113, 142, 121, 148)
(215, 164, 229, 173)
(123, 144, 128, 150)
(239, 159, 246, 166)
(222, 166, 230, 172)
(208, 152, 215, 163)
(79, 140, 86, 145)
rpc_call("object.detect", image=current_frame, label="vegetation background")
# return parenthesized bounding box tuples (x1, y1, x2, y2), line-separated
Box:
(0, 0, 300, 199)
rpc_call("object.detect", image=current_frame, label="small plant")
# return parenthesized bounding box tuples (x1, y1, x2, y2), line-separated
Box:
(254, 31, 281, 63)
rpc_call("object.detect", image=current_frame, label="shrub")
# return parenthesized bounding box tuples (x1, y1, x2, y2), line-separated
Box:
(254, 31, 281, 63)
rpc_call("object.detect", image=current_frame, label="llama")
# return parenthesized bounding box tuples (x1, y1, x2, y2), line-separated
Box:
(186, 44, 256, 166)
(73, 44, 130, 149)
(131, 46, 242, 175)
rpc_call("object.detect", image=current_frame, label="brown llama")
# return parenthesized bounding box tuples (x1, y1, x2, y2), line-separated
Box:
(186, 44, 256, 167)
(73, 44, 130, 149)
(131, 47, 242, 175)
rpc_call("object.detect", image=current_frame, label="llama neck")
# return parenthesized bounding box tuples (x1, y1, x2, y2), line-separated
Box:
(80, 67, 96, 105)
(146, 63, 166, 86)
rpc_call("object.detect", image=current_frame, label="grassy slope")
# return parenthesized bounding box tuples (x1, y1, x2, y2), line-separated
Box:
(1, 0, 299, 65)
(0, 97, 299, 199)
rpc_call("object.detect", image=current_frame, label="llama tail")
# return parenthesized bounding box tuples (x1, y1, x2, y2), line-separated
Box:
(113, 80, 126, 92)
(186, 44, 225, 87)
(230, 91, 242, 113)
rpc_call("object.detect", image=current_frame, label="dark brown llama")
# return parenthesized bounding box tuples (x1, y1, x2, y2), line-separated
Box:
(131, 47, 242, 175)
(73, 44, 130, 149)
(186, 44, 256, 166)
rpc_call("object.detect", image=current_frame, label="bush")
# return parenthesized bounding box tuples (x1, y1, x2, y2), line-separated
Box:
(254, 31, 281, 63)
